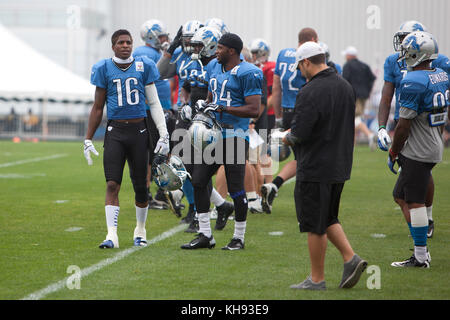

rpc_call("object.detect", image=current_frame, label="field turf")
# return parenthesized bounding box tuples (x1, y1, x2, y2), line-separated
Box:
(0, 140, 449, 301)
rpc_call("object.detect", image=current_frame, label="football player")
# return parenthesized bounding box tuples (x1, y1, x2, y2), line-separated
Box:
(133, 19, 179, 213)
(260, 28, 319, 214)
(389, 31, 449, 267)
(377, 20, 450, 238)
(180, 33, 264, 250)
(84, 29, 169, 249)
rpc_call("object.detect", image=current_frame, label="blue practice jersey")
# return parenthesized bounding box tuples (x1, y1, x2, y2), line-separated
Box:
(90, 56, 160, 120)
(384, 52, 450, 120)
(171, 47, 193, 106)
(206, 59, 263, 139)
(185, 59, 209, 89)
(399, 68, 449, 114)
(274, 48, 307, 109)
(133, 45, 172, 110)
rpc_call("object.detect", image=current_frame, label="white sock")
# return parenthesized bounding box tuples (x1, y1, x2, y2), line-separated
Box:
(198, 212, 211, 238)
(246, 191, 257, 201)
(134, 205, 148, 238)
(210, 188, 225, 207)
(414, 246, 428, 263)
(105, 205, 119, 241)
(426, 206, 433, 221)
(233, 220, 247, 242)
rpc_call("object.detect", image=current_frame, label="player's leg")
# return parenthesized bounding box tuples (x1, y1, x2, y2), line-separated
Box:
(100, 122, 127, 249)
(127, 120, 150, 246)
(425, 175, 434, 238)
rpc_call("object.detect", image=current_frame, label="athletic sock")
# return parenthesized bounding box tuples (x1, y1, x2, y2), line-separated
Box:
(409, 207, 428, 258)
(135, 205, 148, 236)
(272, 176, 284, 189)
(426, 206, 433, 221)
(182, 179, 195, 205)
(210, 188, 225, 207)
(105, 205, 119, 238)
(233, 220, 247, 242)
(198, 212, 211, 238)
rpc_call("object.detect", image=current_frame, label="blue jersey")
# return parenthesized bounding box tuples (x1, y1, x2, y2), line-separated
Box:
(206, 59, 263, 139)
(399, 68, 449, 115)
(384, 52, 450, 120)
(274, 48, 307, 109)
(171, 47, 193, 106)
(90, 56, 159, 120)
(133, 45, 172, 110)
(186, 59, 209, 89)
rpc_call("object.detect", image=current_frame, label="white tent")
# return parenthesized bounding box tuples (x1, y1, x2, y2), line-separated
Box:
(0, 23, 94, 103)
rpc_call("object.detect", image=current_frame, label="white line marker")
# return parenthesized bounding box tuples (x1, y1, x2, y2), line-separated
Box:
(65, 227, 83, 232)
(0, 154, 67, 168)
(21, 224, 186, 300)
(268, 231, 284, 236)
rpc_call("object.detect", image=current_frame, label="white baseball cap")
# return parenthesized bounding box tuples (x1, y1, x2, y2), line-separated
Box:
(341, 46, 358, 56)
(290, 41, 325, 72)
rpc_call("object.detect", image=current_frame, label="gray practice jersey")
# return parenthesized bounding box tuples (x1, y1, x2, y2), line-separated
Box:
(399, 107, 444, 163)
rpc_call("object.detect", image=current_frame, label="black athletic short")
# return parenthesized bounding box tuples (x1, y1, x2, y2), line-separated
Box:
(192, 137, 248, 213)
(294, 181, 344, 235)
(282, 107, 295, 130)
(103, 120, 149, 185)
(393, 154, 435, 204)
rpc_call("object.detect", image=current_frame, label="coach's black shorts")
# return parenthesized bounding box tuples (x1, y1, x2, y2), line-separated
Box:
(294, 181, 344, 235)
(393, 154, 435, 204)
(103, 120, 149, 185)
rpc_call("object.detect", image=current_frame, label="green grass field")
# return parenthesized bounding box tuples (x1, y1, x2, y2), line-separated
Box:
(0, 140, 449, 300)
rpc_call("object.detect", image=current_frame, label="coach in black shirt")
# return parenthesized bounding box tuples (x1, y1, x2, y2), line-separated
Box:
(283, 42, 367, 291)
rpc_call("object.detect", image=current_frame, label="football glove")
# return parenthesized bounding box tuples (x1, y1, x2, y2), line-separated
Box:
(377, 127, 392, 151)
(180, 105, 192, 122)
(194, 99, 207, 112)
(154, 133, 170, 155)
(203, 103, 225, 114)
(167, 26, 183, 55)
(387, 149, 398, 174)
(83, 139, 99, 165)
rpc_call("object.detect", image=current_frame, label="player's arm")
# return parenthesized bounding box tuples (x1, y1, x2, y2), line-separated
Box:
(272, 75, 282, 121)
(378, 81, 395, 128)
(157, 56, 177, 79)
(85, 87, 106, 140)
(223, 95, 261, 118)
(390, 116, 411, 155)
(145, 83, 169, 155)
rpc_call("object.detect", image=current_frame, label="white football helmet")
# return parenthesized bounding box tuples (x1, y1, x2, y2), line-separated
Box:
(250, 38, 270, 64)
(153, 155, 191, 191)
(190, 27, 222, 60)
(397, 31, 438, 69)
(269, 129, 291, 162)
(204, 18, 229, 35)
(189, 103, 222, 151)
(181, 20, 203, 54)
(393, 20, 427, 51)
(140, 19, 168, 49)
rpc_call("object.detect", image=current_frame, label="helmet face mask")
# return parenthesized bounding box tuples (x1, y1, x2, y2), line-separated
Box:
(189, 111, 222, 152)
(393, 20, 426, 51)
(153, 155, 190, 191)
(397, 31, 438, 70)
(182, 20, 203, 54)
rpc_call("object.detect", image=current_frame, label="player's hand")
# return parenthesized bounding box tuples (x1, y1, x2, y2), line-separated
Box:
(387, 149, 398, 174)
(180, 105, 192, 122)
(377, 127, 392, 151)
(203, 103, 225, 114)
(154, 133, 170, 155)
(194, 99, 207, 112)
(167, 26, 183, 55)
(83, 139, 99, 165)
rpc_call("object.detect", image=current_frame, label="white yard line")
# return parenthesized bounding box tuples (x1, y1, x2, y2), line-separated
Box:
(0, 154, 68, 168)
(21, 224, 186, 300)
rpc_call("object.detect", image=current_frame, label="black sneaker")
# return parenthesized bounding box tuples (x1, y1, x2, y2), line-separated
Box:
(222, 238, 245, 250)
(391, 254, 430, 268)
(427, 219, 434, 238)
(215, 201, 234, 230)
(181, 233, 215, 249)
(148, 199, 167, 210)
(261, 183, 278, 214)
(184, 218, 199, 233)
(180, 204, 195, 224)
